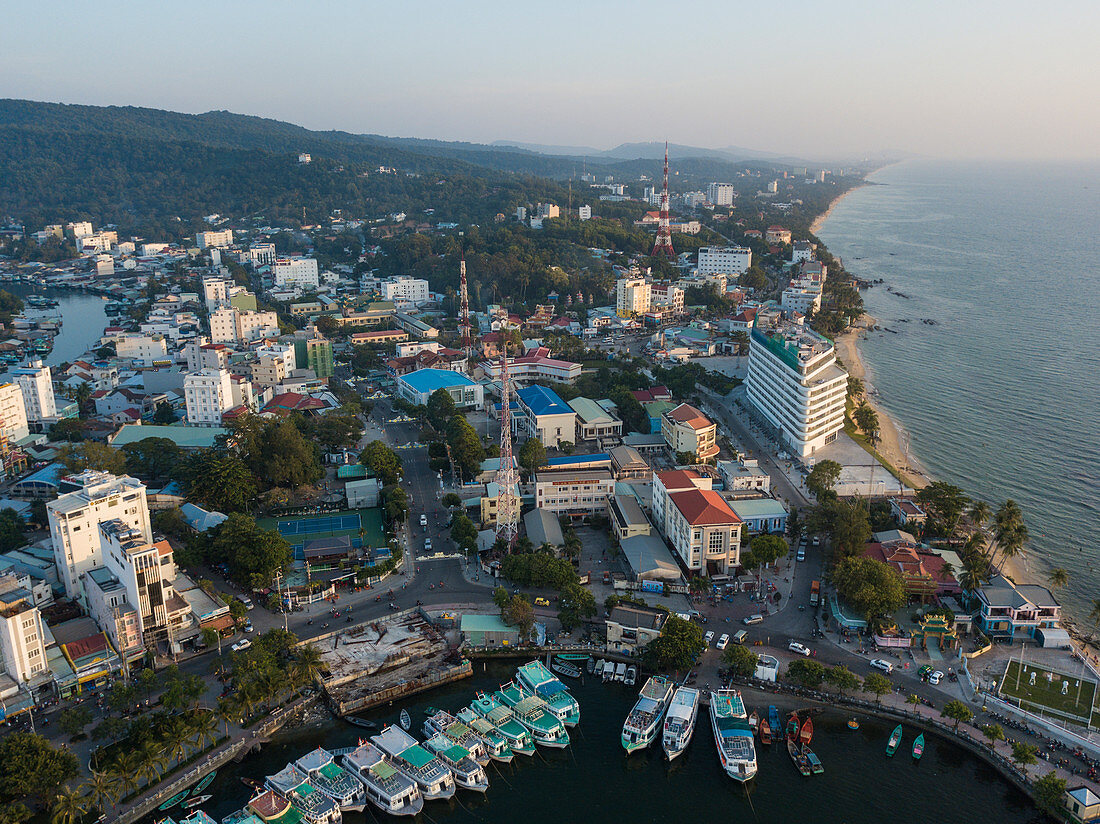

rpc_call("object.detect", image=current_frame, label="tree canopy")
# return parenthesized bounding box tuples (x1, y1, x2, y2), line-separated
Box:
(175, 448, 256, 512)
(806, 459, 842, 500)
(360, 440, 403, 485)
(640, 615, 702, 672)
(831, 556, 907, 622)
(0, 733, 80, 808)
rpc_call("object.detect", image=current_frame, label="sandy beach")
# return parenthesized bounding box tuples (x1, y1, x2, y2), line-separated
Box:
(810, 182, 865, 235)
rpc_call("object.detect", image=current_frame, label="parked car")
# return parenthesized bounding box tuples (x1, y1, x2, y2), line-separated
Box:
(236, 595, 254, 610)
(743, 614, 764, 626)
(232, 639, 252, 652)
(704, 630, 715, 646)
(796, 549, 806, 562)
(716, 634, 730, 650)
(420, 514, 428, 527)
(788, 641, 811, 656)
(244, 621, 254, 633)
(929, 670, 944, 685)
(869, 658, 894, 674)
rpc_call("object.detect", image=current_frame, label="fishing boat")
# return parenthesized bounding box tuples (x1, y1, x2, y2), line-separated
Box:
(550, 659, 581, 679)
(250, 787, 335, 824)
(193, 770, 217, 794)
(370, 726, 456, 800)
(180, 812, 216, 824)
(799, 715, 814, 746)
(786, 712, 800, 741)
(180, 796, 212, 811)
(422, 734, 490, 792)
(662, 686, 700, 761)
(456, 706, 514, 763)
(265, 764, 342, 824)
(494, 682, 570, 748)
(602, 660, 614, 681)
(556, 652, 591, 662)
(470, 693, 537, 756)
(586, 657, 597, 674)
(802, 744, 824, 774)
(886, 725, 903, 757)
(158, 790, 191, 811)
(710, 689, 758, 782)
(787, 737, 812, 776)
(240, 777, 263, 791)
(423, 710, 489, 765)
(614, 662, 627, 682)
(758, 718, 773, 745)
(345, 715, 378, 730)
(295, 748, 366, 811)
(912, 733, 925, 760)
(399, 709, 411, 731)
(768, 706, 780, 734)
(624, 665, 637, 686)
(748, 711, 759, 732)
(847, 718, 860, 730)
(516, 660, 581, 726)
(622, 675, 674, 753)
(340, 740, 423, 817)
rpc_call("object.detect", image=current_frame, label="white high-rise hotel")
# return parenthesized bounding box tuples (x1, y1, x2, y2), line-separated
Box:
(615, 277, 651, 318)
(746, 315, 848, 457)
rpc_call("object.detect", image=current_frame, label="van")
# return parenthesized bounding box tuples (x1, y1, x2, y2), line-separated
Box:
(237, 595, 254, 611)
(732, 630, 748, 645)
(704, 630, 715, 646)
(742, 614, 764, 626)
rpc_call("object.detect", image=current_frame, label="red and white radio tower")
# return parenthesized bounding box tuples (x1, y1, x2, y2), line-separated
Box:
(652, 141, 675, 260)
(494, 313, 520, 546)
(458, 256, 473, 361)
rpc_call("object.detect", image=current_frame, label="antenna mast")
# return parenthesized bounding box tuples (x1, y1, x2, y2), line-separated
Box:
(652, 141, 675, 259)
(458, 256, 473, 361)
(494, 313, 520, 546)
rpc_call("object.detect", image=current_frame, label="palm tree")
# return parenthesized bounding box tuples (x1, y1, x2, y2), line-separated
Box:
(257, 668, 283, 709)
(291, 644, 324, 691)
(162, 719, 192, 767)
(190, 711, 220, 751)
(1047, 568, 1069, 591)
(967, 500, 992, 528)
(82, 770, 121, 815)
(988, 500, 1028, 570)
(73, 381, 93, 417)
(215, 697, 239, 737)
(111, 752, 143, 797)
(135, 740, 168, 787)
(958, 561, 988, 594)
(50, 788, 87, 824)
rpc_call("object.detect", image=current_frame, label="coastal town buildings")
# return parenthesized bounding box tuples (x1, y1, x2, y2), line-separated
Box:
(273, 257, 320, 290)
(697, 246, 751, 277)
(534, 469, 615, 518)
(11, 360, 57, 427)
(380, 276, 430, 305)
(396, 368, 483, 409)
(0, 383, 29, 445)
(615, 277, 651, 318)
(0, 574, 49, 682)
(195, 229, 234, 249)
(184, 368, 235, 426)
(661, 403, 719, 463)
(514, 385, 576, 449)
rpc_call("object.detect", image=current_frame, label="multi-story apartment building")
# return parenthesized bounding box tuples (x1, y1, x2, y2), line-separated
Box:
(480, 347, 582, 384)
(210, 307, 279, 344)
(273, 257, 320, 290)
(47, 471, 151, 602)
(616, 277, 651, 318)
(202, 277, 231, 313)
(248, 242, 277, 267)
(293, 335, 334, 380)
(706, 182, 736, 206)
(380, 276, 430, 305)
(781, 287, 822, 316)
(661, 403, 719, 463)
(184, 368, 235, 426)
(84, 567, 143, 661)
(791, 240, 815, 264)
(650, 283, 685, 315)
(651, 470, 741, 576)
(515, 385, 577, 449)
(746, 315, 848, 457)
(765, 226, 792, 245)
(0, 383, 29, 446)
(0, 574, 48, 682)
(697, 246, 751, 276)
(116, 333, 169, 366)
(98, 520, 180, 647)
(195, 229, 234, 249)
(534, 470, 616, 518)
(577, 205, 592, 221)
(11, 359, 56, 427)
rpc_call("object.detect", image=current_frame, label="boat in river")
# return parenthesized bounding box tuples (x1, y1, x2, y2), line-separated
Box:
(423, 710, 489, 765)
(470, 692, 537, 756)
(748, 710, 759, 732)
(516, 660, 580, 726)
(847, 718, 860, 731)
(886, 725, 903, 757)
(786, 712, 800, 741)
(587, 657, 597, 674)
(265, 764, 342, 824)
(344, 715, 378, 730)
(422, 734, 489, 792)
(494, 682, 569, 748)
(662, 686, 700, 761)
(158, 790, 191, 811)
(602, 660, 614, 681)
(193, 770, 217, 794)
(768, 706, 780, 734)
(787, 738, 812, 776)
(399, 709, 411, 731)
(802, 744, 824, 774)
(295, 747, 366, 811)
(340, 740, 423, 817)
(370, 726, 456, 800)
(799, 716, 814, 745)
(456, 706, 514, 762)
(912, 733, 925, 760)
(622, 675, 674, 753)
(551, 659, 581, 679)
(180, 795, 212, 811)
(709, 689, 758, 782)
(759, 718, 773, 745)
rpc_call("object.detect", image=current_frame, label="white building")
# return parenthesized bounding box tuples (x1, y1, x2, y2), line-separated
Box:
(140, 242, 169, 256)
(578, 205, 592, 221)
(746, 315, 848, 457)
(11, 360, 56, 426)
(46, 471, 151, 603)
(0, 575, 48, 682)
(791, 241, 815, 264)
(116, 333, 169, 366)
(781, 287, 822, 316)
(706, 183, 735, 206)
(66, 221, 94, 240)
(697, 246, 751, 277)
(184, 368, 235, 426)
(615, 277, 651, 318)
(651, 283, 685, 315)
(97, 520, 179, 647)
(195, 229, 234, 249)
(248, 243, 277, 267)
(202, 276, 232, 313)
(210, 307, 279, 344)
(273, 257, 320, 290)
(538, 203, 560, 219)
(651, 469, 741, 575)
(0, 383, 29, 445)
(380, 276, 430, 305)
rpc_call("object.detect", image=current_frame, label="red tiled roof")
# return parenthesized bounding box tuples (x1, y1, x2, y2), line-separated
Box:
(655, 469, 701, 491)
(64, 633, 109, 660)
(669, 489, 741, 526)
(666, 403, 711, 429)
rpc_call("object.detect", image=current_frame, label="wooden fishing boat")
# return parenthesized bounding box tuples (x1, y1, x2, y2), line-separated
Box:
(912, 733, 925, 760)
(158, 790, 190, 811)
(193, 770, 217, 794)
(555, 653, 591, 662)
(346, 715, 378, 730)
(786, 712, 800, 741)
(787, 737, 811, 776)
(886, 725, 903, 757)
(847, 718, 860, 730)
(768, 705, 780, 733)
(748, 711, 759, 732)
(551, 660, 581, 679)
(181, 795, 212, 810)
(801, 744, 824, 774)
(759, 718, 773, 745)
(799, 715, 814, 745)
(399, 709, 411, 731)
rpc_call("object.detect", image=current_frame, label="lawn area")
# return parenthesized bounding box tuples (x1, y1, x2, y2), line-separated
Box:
(999, 659, 1098, 727)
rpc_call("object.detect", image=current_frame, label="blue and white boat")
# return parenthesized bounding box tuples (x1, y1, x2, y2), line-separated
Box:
(516, 660, 580, 726)
(710, 689, 757, 782)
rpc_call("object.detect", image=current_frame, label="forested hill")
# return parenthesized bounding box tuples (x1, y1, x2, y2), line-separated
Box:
(0, 99, 785, 235)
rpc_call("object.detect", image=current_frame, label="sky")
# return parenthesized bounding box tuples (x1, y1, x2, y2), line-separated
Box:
(1, 0, 1096, 161)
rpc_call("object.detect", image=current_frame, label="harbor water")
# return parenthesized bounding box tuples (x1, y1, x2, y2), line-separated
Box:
(0, 283, 109, 369)
(817, 160, 1100, 625)
(182, 661, 1039, 823)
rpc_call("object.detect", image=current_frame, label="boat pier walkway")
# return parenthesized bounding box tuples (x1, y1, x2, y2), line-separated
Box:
(105, 695, 317, 824)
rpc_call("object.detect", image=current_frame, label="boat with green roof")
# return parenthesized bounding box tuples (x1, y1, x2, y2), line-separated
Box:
(422, 710, 489, 765)
(710, 688, 758, 782)
(494, 681, 570, 748)
(456, 705, 514, 762)
(294, 748, 364, 811)
(516, 660, 580, 726)
(622, 675, 674, 753)
(422, 734, 489, 792)
(264, 765, 342, 824)
(370, 725, 456, 800)
(339, 740, 422, 817)
(470, 693, 537, 756)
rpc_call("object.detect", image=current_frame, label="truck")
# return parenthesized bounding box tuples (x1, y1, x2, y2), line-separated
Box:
(809, 580, 820, 607)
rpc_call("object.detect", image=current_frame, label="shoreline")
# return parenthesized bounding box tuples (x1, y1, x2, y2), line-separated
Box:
(810, 180, 867, 235)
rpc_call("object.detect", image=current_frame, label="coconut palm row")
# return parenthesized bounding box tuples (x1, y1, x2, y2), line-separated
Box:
(49, 645, 325, 824)
(956, 499, 1038, 591)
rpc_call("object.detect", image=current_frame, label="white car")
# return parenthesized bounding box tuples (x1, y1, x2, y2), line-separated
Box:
(716, 634, 730, 650)
(869, 658, 894, 674)
(424, 538, 432, 551)
(232, 639, 252, 652)
(788, 641, 811, 657)
(929, 670, 944, 685)
(704, 630, 715, 647)
(796, 549, 806, 562)
(420, 514, 428, 527)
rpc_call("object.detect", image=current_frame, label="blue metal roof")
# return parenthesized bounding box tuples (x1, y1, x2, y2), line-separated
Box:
(400, 368, 476, 394)
(517, 384, 572, 417)
(545, 453, 610, 467)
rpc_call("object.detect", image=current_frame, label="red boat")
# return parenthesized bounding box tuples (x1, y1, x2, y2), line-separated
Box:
(799, 715, 814, 745)
(759, 718, 773, 744)
(786, 712, 800, 741)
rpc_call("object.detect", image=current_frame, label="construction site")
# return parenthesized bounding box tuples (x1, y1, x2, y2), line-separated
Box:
(317, 607, 471, 715)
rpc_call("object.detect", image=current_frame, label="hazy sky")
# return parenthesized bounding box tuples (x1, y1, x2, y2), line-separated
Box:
(1, 0, 1096, 160)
